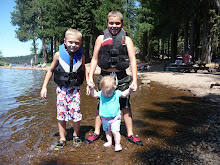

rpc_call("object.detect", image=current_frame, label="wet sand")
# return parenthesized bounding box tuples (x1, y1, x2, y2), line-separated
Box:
(1, 62, 219, 164)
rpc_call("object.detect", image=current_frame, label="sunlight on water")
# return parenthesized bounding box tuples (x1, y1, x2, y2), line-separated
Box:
(0, 69, 44, 113)
(0, 69, 47, 145)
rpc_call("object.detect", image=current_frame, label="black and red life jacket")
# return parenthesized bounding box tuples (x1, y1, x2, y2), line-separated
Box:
(98, 28, 129, 70)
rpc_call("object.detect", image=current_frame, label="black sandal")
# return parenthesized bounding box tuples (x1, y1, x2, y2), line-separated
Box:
(53, 140, 66, 150)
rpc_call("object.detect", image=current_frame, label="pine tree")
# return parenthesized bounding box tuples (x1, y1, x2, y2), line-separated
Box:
(11, 0, 39, 62)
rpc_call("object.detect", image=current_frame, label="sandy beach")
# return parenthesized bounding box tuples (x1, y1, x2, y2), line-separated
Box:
(137, 62, 220, 103)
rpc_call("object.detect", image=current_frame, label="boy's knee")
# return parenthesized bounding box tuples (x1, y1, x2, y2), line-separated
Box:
(122, 108, 132, 115)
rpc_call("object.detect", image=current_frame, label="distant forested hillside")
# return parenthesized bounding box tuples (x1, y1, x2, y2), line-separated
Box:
(2, 55, 43, 64)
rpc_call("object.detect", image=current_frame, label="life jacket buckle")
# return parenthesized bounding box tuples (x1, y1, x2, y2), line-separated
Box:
(68, 79, 78, 84)
(63, 74, 69, 79)
(108, 49, 119, 55)
(109, 57, 118, 63)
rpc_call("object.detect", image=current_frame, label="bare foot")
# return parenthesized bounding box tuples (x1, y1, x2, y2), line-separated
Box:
(115, 144, 122, 152)
(103, 142, 112, 147)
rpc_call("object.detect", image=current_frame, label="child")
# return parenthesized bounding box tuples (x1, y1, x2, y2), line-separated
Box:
(86, 10, 143, 146)
(41, 28, 87, 150)
(89, 76, 134, 152)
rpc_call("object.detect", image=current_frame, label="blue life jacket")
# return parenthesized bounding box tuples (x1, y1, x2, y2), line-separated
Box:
(54, 44, 84, 86)
(98, 28, 129, 70)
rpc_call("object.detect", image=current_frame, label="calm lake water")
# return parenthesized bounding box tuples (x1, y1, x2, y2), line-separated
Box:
(0, 68, 215, 164)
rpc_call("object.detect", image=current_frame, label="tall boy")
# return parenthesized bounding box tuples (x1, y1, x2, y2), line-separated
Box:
(86, 11, 143, 146)
(41, 28, 87, 150)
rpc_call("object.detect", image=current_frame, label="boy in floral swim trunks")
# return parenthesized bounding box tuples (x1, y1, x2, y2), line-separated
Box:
(41, 28, 88, 150)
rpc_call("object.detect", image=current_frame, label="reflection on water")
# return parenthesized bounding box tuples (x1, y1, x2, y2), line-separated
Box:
(0, 68, 215, 164)
(0, 69, 53, 151)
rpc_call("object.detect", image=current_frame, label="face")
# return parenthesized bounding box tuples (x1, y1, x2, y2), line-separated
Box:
(107, 16, 124, 36)
(64, 35, 82, 53)
(102, 88, 115, 97)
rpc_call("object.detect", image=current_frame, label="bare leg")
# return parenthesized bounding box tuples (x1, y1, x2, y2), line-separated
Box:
(112, 131, 121, 145)
(123, 108, 143, 146)
(85, 109, 101, 143)
(104, 131, 112, 147)
(113, 131, 122, 151)
(94, 109, 102, 135)
(122, 108, 133, 136)
(73, 121, 80, 137)
(58, 120, 66, 141)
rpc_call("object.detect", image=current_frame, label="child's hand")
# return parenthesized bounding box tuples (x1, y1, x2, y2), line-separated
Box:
(129, 81, 137, 92)
(40, 88, 47, 99)
(129, 85, 136, 92)
(86, 85, 91, 95)
(87, 79, 95, 88)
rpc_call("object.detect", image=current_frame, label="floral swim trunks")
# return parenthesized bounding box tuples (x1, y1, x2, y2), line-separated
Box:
(56, 85, 82, 122)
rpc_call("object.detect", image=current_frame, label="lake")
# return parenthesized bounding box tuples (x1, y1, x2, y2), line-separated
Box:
(0, 68, 214, 164)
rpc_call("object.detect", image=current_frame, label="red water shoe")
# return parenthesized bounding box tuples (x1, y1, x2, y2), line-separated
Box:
(126, 135, 143, 146)
(85, 133, 100, 144)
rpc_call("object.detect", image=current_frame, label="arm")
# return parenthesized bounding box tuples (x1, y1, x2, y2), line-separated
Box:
(89, 86, 99, 98)
(120, 85, 135, 98)
(82, 54, 92, 96)
(88, 35, 103, 87)
(126, 36, 137, 91)
(82, 55, 89, 82)
(40, 52, 59, 99)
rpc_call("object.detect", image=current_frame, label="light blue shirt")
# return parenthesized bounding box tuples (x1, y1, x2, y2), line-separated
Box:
(98, 90, 122, 117)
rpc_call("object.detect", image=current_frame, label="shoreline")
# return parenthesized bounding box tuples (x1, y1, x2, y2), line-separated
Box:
(0, 65, 49, 71)
(1, 63, 219, 102)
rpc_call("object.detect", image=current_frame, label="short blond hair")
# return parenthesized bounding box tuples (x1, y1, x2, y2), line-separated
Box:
(65, 28, 82, 41)
(99, 75, 117, 90)
(107, 10, 123, 22)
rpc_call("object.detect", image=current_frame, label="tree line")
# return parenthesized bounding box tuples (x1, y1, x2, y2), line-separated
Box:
(11, 0, 220, 64)
(1, 55, 43, 65)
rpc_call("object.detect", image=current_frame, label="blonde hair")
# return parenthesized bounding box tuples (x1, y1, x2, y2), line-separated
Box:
(107, 10, 123, 22)
(65, 28, 82, 40)
(99, 76, 117, 90)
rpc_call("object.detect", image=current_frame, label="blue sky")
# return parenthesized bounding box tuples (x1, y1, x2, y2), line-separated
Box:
(0, 0, 41, 57)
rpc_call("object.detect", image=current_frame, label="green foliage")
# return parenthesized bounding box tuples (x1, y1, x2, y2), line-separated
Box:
(209, 9, 220, 49)
(11, 0, 39, 41)
(123, 0, 137, 36)
(93, 0, 125, 32)
(0, 61, 8, 66)
(10, 0, 220, 63)
(1, 55, 43, 65)
(11, 0, 39, 59)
